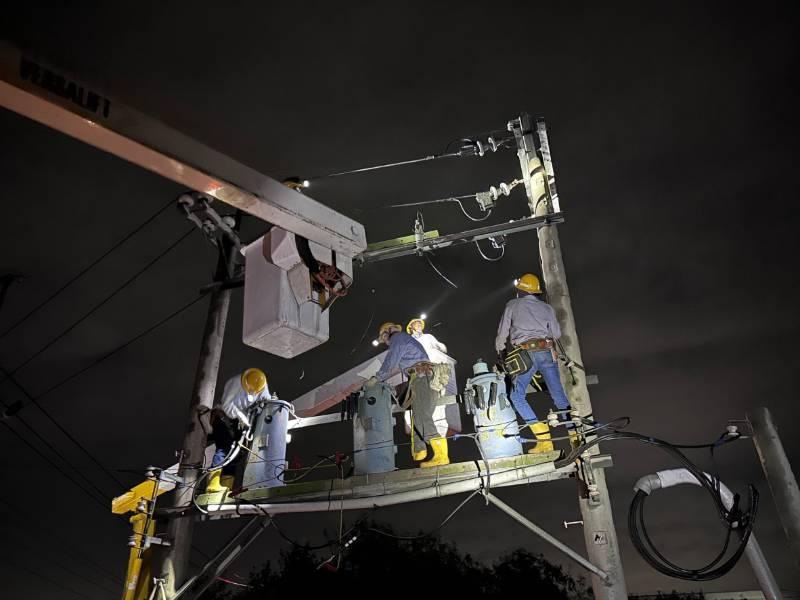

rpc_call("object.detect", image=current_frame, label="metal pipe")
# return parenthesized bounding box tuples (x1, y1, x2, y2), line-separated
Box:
(203, 460, 558, 517)
(485, 492, 610, 583)
(748, 407, 800, 568)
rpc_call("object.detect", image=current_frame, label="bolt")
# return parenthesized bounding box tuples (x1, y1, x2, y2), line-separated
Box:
(563, 520, 584, 529)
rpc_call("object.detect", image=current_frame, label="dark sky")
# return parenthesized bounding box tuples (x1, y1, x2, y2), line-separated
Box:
(2, 2, 799, 598)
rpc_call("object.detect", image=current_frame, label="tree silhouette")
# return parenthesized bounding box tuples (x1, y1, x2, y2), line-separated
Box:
(201, 521, 593, 599)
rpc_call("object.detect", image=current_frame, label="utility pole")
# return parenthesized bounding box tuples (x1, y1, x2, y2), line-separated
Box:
(153, 197, 241, 598)
(747, 406, 800, 567)
(510, 114, 628, 599)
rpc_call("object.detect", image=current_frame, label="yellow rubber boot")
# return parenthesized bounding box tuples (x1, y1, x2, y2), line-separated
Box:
(206, 470, 228, 493)
(420, 437, 450, 468)
(221, 475, 235, 491)
(527, 422, 554, 454)
(412, 446, 428, 461)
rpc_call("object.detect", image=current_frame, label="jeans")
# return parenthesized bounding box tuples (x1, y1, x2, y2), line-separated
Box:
(509, 349, 571, 424)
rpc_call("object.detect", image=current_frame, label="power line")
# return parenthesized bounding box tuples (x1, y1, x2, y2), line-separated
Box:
(2, 227, 194, 383)
(31, 292, 208, 402)
(0, 419, 108, 510)
(1, 363, 126, 492)
(0, 198, 175, 341)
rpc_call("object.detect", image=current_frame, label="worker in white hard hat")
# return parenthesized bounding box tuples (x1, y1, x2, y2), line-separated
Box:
(495, 273, 571, 454)
(369, 322, 449, 467)
(405, 317, 457, 442)
(207, 368, 271, 494)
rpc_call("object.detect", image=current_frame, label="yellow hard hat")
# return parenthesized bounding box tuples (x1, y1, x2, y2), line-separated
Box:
(514, 273, 542, 294)
(378, 322, 402, 339)
(241, 368, 267, 395)
(406, 317, 425, 334)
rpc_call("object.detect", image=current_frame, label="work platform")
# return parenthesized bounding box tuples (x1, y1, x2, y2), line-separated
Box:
(196, 451, 613, 518)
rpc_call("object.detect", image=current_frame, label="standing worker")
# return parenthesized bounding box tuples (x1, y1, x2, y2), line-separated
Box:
(495, 274, 571, 454)
(369, 322, 449, 467)
(406, 316, 457, 440)
(206, 368, 271, 494)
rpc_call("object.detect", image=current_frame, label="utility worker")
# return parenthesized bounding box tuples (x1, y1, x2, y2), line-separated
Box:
(406, 317, 457, 440)
(369, 322, 449, 467)
(207, 368, 271, 494)
(495, 274, 571, 454)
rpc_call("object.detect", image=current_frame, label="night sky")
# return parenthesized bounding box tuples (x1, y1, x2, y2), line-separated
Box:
(2, 3, 799, 598)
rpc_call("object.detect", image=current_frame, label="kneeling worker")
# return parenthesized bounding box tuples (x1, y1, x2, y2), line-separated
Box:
(370, 322, 449, 467)
(495, 273, 571, 454)
(207, 368, 271, 494)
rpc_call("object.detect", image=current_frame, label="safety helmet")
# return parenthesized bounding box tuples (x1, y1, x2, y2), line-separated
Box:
(406, 317, 425, 334)
(514, 273, 542, 294)
(241, 368, 268, 395)
(378, 322, 402, 341)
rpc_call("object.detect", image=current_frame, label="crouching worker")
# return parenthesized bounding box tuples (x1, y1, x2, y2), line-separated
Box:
(369, 322, 449, 468)
(207, 368, 271, 494)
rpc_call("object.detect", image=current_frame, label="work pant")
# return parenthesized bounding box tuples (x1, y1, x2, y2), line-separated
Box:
(510, 349, 571, 424)
(406, 373, 438, 451)
(405, 405, 448, 438)
(209, 413, 238, 473)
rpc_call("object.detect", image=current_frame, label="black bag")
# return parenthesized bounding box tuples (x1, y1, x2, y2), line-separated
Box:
(503, 347, 533, 376)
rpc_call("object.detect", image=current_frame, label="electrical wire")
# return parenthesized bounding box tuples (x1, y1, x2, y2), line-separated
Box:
(424, 254, 458, 289)
(474, 240, 505, 261)
(1, 363, 127, 491)
(1, 227, 195, 383)
(31, 292, 209, 402)
(0, 419, 108, 510)
(553, 430, 755, 581)
(0, 197, 175, 341)
(366, 489, 483, 540)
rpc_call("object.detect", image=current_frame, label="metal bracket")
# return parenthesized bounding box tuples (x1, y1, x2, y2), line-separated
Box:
(177, 193, 239, 249)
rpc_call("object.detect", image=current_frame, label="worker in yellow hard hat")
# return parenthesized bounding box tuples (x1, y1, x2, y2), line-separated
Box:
(370, 321, 449, 467)
(405, 316, 457, 441)
(206, 368, 271, 495)
(495, 274, 571, 455)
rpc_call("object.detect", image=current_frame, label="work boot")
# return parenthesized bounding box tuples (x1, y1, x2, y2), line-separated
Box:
(221, 475, 235, 491)
(206, 470, 228, 494)
(527, 422, 554, 454)
(412, 446, 428, 461)
(420, 437, 450, 468)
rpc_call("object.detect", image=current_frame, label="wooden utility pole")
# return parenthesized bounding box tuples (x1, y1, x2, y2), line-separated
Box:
(153, 208, 240, 598)
(510, 114, 628, 599)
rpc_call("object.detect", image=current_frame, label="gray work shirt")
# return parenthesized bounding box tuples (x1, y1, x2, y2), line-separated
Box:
(495, 294, 562, 352)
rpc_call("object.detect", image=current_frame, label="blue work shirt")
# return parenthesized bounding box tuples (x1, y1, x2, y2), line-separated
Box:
(376, 332, 429, 381)
(495, 293, 562, 353)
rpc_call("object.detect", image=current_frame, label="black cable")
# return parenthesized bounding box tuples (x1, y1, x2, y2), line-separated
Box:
(424, 255, 458, 289)
(32, 292, 208, 402)
(0, 420, 109, 510)
(0, 197, 175, 341)
(1, 227, 194, 383)
(1, 363, 127, 491)
(556, 430, 756, 581)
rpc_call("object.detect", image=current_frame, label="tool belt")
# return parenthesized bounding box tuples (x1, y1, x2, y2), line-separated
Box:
(406, 361, 435, 377)
(518, 338, 554, 350)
